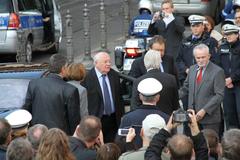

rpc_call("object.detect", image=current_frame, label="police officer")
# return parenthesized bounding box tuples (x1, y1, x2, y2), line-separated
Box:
(128, 0, 152, 38)
(218, 24, 240, 129)
(5, 109, 32, 140)
(176, 15, 218, 86)
(119, 78, 169, 148)
(222, 0, 240, 22)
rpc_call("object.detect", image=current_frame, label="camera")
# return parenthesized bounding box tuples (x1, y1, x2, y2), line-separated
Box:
(173, 108, 190, 123)
(118, 129, 129, 136)
(160, 11, 165, 18)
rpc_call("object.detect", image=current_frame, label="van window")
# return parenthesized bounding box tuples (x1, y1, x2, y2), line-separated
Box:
(18, 0, 38, 11)
(0, 0, 13, 13)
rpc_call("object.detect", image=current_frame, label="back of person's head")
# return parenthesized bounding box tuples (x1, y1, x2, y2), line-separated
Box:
(49, 54, 67, 74)
(144, 49, 162, 70)
(6, 138, 33, 160)
(0, 118, 11, 145)
(142, 114, 166, 141)
(27, 124, 48, 150)
(77, 116, 102, 143)
(36, 128, 74, 160)
(96, 143, 121, 160)
(66, 63, 86, 81)
(167, 134, 194, 160)
(221, 129, 240, 160)
(202, 129, 219, 157)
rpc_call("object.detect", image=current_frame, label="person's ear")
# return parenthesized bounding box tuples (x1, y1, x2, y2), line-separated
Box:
(140, 128, 144, 137)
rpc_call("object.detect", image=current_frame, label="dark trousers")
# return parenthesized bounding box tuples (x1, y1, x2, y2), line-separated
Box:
(101, 113, 118, 143)
(223, 86, 240, 129)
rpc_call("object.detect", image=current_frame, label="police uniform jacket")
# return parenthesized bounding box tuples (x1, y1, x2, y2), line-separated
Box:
(129, 12, 152, 37)
(218, 40, 240, 86)
(176, 33, 218, 82)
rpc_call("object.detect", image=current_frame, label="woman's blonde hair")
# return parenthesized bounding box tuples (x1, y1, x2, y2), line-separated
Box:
(66, 63, 86, 82)
(36, 128, 75, 160)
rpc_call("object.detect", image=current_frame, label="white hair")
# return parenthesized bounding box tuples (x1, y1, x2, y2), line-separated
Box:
(193, 43, 210, 56)
(144, 50, 162, 71)
(93, 52, 109, 65)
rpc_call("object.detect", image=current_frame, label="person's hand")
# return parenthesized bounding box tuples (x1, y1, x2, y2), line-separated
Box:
(185, 68, 189, 74)
(196, 109, 206, 121)
(225, 77, 232, 86)
(95, 130, 104, 146)
(152, 11, 160, 23)
(126, 128, 136, 142)
(187, 109, 200, 136)
(226, 83, 234, 88)
(165, 114, 180, 132)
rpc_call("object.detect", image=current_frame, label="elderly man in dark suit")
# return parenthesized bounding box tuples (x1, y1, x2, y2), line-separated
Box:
(81, 51, 124, 143)
(23, 54, 80, 135)
(147, 0, 185, 60)
(131, 49, 179, 115)
(179, 44, 225, 135)
(129, 35, 178, 83)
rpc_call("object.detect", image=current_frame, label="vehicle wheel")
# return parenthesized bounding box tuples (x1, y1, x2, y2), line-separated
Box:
(25, 40, 32, 63)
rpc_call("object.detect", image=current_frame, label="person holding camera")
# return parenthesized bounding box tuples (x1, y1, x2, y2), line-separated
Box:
(179, 44, 225, 136)
(148, 0, 185, 60)
(145, 109, 209, 160)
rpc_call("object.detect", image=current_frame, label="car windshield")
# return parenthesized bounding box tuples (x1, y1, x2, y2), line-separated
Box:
(0, 79, 30, 110)
(0, 0, 13, 13)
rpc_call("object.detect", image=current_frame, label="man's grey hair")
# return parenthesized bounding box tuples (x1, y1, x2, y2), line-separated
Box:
(7, 138, 33, 160)
(144, 50, 162, 71)
(193, 43, 210, 56)
(221, 129, 240, 160)
(93, 51, 109, 65)
(48, 54, 67, 73)
(27, 124, 48, 150)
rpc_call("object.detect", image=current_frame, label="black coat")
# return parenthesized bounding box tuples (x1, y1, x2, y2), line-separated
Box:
(119, 104, 169, 148)
(81, 68, 124, 125)
(176, 33, 218, 83)
(131, 69, 179, 115)
(145, 129, 209, 160)
(148, 15, 185, 60)
(218, 40, 240, 86)
(69, 136, 96, 160)
(23, 73, 80, 135)
(129, 54, 179, 83)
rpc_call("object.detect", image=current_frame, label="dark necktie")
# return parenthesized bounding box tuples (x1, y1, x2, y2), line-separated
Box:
(102, 75, 112, 115)
(196, 67, 203, 85)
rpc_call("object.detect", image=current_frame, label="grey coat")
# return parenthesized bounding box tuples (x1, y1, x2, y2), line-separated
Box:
(68, 80, 88, 118)
(179, 61, 225, 124)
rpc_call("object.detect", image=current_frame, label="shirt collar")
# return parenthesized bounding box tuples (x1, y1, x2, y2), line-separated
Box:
(95, 67, 104, 79)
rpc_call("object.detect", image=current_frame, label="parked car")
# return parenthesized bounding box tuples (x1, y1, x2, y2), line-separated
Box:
(149, 0, 226, 23)
(0, 0, 62, 62)
(0, 63, 48, 111)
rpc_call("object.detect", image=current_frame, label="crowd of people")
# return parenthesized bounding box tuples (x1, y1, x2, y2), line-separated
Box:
(0, 0, 240, 160)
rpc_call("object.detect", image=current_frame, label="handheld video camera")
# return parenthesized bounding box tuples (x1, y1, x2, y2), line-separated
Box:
(172, 108, 190, 123)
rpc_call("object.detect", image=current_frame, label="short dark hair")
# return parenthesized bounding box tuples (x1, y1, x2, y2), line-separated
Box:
(7, 138, 33, 160)
(27, 124, 48, 150)
(0, 118, 11, 145)
(202, 129, 219, 156)
(221, 129, 240, 160)
(148, 35, 166, 49)
(167, 134, 194, 160)
(49, 54, 67, 73)
(78, 116, 102, 143)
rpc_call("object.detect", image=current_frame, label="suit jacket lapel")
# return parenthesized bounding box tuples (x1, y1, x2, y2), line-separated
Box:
(196, 62, 211, 92)
(107, 70, 116, 103)
(91, 69, 104, 100)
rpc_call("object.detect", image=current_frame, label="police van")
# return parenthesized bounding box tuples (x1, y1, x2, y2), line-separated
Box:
(0, 0, 62, 62)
